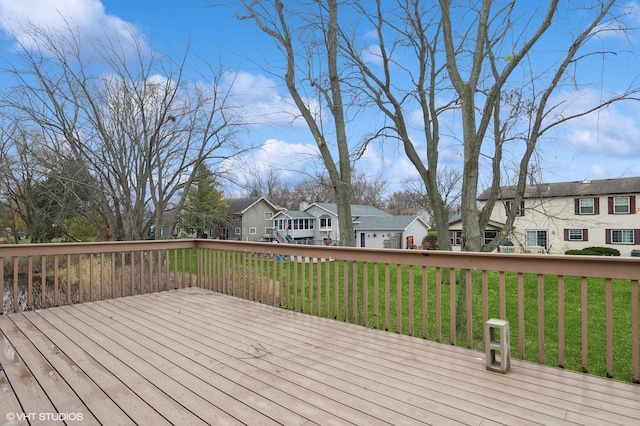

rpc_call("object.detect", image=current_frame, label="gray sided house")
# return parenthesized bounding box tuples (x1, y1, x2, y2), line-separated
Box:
(272, 202, 430, 248)
(221, 197, 282, 241)
(353, 215, 430, 249)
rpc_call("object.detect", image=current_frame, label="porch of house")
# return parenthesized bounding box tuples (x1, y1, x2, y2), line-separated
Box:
(1, 287, 639, 425)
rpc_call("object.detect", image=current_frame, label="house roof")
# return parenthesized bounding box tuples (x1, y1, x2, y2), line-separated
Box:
(273, 210, 315, 219)
(478, 176, 640, 201)
(225, 197, 279, 214)
(309, 203, 391, 217)
(353, 215, 429, 231)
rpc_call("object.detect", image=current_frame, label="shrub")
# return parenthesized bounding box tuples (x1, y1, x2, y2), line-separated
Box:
(565, 247, 620, 256)
(584, 246, 620, 256)
(422, 234, 438, 250)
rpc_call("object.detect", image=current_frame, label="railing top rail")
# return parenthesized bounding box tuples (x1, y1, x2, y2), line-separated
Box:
(196, 239, 640, 281)
(0, 238, 637, 280)
(0, 239, 197, 257)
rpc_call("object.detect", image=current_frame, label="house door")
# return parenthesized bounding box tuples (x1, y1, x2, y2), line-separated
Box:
(222, 228, 229, 240)
(360, 232, 366, 247)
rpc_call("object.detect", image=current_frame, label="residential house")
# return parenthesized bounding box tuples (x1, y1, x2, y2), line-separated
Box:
(477, 177, 640, 256)
(272, 202, 430, 248)
(221, 197, 282, 241)
(448, 213, 504, 252)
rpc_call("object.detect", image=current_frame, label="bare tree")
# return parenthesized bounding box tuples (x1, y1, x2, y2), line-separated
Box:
(2, 23, 242, 240)
(338, 0, 640, 252)
(234, 0, 357, 246)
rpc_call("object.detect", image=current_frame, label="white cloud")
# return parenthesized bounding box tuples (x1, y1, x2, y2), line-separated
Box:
(0, 0, 144, 54)
(552, 90, 640, 158)
(222, 71, 316, 128)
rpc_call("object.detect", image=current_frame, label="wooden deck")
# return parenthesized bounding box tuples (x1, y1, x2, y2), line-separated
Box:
(1, 288, 639, 426)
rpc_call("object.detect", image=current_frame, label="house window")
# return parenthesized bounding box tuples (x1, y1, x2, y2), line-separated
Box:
(249, 227, 256, 235)
(235, 227, 241, 235)
(264, 212, 273, 220)
(608, 196, 635, 214)
(450, 230, 462, 246)
(483, 231, 497, 245)
(526, 229, 547, 248)
(575, 198, 600, 215)
(505, 200, 525, 216)
(265, 227, 273, 236)
(564, 229, 588, 241)
(614, 197, 630, 214)
(610, 229, 635, 244)
(320, 217, 332, 229)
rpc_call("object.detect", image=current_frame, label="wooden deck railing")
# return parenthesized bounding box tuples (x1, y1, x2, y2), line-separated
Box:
(1, 239, 639, 383)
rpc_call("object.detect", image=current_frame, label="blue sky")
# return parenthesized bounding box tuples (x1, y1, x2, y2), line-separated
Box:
(1, 0, 640, 197)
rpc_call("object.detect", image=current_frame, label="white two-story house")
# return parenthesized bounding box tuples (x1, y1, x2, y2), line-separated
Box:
(477, 177, 640, 256)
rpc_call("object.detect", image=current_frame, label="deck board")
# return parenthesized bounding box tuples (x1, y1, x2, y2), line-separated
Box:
(0, 287, 638, 425)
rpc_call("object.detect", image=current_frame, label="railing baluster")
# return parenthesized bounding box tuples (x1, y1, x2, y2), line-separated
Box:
(316, 256, 322, 315)
(558, 275, 565, 369)
(450, 267, 456, 345)
(384, 263, 390, 331)
(363, 261, 369, 328)
(333, 257, 338, 320)
(343, 260, 349, 321)
(518, 272, 524, 359)
(605, 277, 613, 378)
(90, 253, 94, 301)
(353, 262, 359, 325)
(408, 265, 414, 337)
(13, 257, 18, 313)
(396, 264, 402, 334)
(27, 256, 33, 310)
(581, 276, 588, 373)
(421, 265, 427, 339)
(538, 273, 544, 364)
(308, 256, 313, 313)
(435, 266, 442, 343)
(373, 262, 379, 329)
(99, 253, 104, 300)
(499, 271, 506, 320)
(43, 256, 47, 307)
(482, 270, 488, 348)
(632, 279, 639, 383)
(466, 269, 472, 348)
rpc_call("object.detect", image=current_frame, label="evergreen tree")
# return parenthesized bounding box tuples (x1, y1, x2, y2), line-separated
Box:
(182, 164, 227, 237)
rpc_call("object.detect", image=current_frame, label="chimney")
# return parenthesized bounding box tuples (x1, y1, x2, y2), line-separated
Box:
(300, 199, 308, 211)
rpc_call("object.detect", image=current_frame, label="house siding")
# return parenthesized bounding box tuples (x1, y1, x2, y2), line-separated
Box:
(482, 193, 640, 256)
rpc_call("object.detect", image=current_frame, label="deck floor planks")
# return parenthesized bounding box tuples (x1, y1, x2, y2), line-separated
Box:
(151, 290, 575, 425)
(130, 291, 479, 425)
(73, 300, 310, 426)
(108, 293, 398, 425)
(146, 291, 528, 425)
(34, 307, 210, 425)
(7, 312, 123, 425)
(0, 317, 62, 421)
(0, 363, 26, 425)
(204, 292, 640, 424)
(51, 304, 239, 426)
(163, 289, 640, 426)
(20, 310, 169, 425)
(1, 287, 639, 426)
